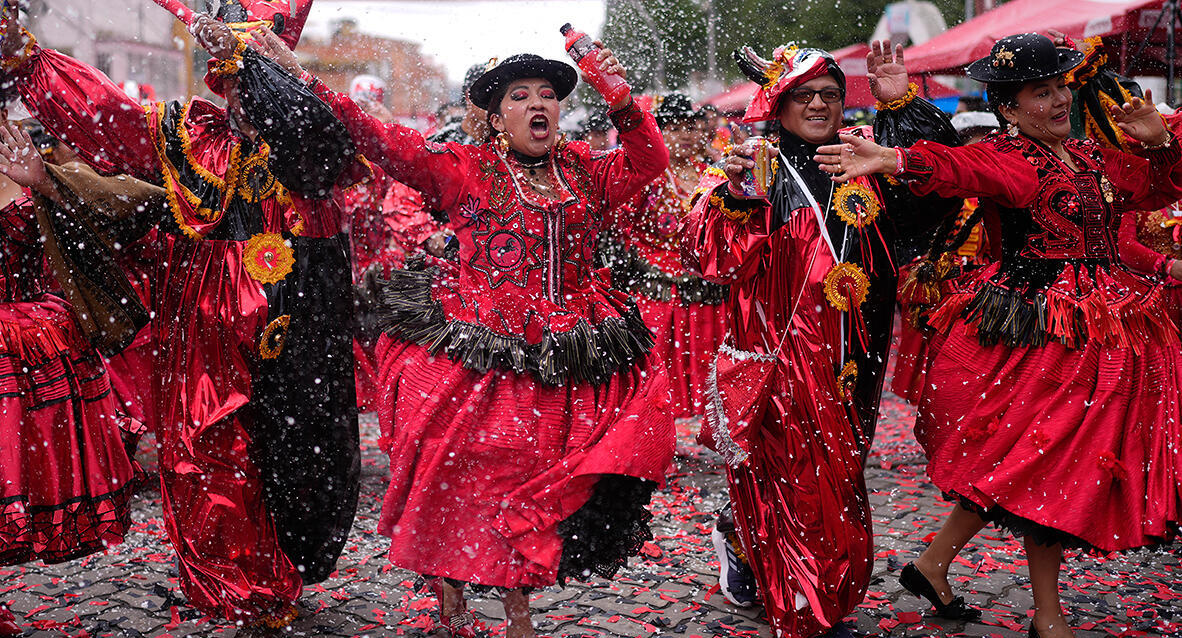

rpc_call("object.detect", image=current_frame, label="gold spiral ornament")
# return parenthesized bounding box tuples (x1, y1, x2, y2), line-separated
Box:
(823, 261, 870, 312)
(834, 182, 880, 229)
(243, 232, 295, 285)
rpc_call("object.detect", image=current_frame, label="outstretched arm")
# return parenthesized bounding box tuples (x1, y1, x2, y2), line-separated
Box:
(1, 19, 160, 179)
(239, 25, 469, 209)
(815, 134, 1036, 207)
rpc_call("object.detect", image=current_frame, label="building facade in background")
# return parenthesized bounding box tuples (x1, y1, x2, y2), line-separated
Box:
(298, 19, 448, 118)
(23, 2, 449, 117)
(26, 0, 192, 101)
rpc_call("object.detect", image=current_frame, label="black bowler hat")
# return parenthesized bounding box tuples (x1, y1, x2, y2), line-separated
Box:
(966, 33, 1084, 83)
(468, 54, 579, 110)
(654, 92, 704, 128)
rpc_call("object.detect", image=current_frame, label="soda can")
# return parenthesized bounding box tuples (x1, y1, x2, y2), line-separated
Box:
(738, 136, 777, 198)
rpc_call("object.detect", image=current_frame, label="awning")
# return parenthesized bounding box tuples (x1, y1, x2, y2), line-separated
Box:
(904, 0, 1169, 75)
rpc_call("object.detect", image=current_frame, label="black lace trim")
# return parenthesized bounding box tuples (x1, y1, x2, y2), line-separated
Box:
(0, 474, 141, 565)
(601, 239, 728, 305)
(609, 100, 645, 134)
(557, 475, 656, 584)
(377, 258, 655, 386)
(948, 492, 1179, 555)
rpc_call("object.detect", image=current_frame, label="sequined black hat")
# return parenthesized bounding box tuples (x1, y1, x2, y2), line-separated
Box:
(468, 54, 578, 111)
(966, 33, 1084, 84)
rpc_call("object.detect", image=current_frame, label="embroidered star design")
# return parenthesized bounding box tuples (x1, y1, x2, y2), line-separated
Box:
(468, 208, 544, 289)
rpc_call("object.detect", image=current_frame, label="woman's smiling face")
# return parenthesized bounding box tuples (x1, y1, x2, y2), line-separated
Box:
(490, 78, 561, 157)
(1001, 75, 1074, 145)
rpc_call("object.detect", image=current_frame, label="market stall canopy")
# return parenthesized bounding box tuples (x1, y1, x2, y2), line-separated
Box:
(904, 0, 1174, 74)
(704, 43, 958, 113)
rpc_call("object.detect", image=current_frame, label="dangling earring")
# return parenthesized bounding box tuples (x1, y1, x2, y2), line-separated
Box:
(554, 132, 567, 153)
(1006, 122, 1019, 137)
(494, 132, 510, 154)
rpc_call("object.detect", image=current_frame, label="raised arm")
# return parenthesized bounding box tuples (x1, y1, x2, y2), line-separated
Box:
(0, 25, 160, 179)
(312, 83, 471, 211)
(233, 23, 470, 210)
(1096, 95, 1182, 210)
(586, 101, 670, 213)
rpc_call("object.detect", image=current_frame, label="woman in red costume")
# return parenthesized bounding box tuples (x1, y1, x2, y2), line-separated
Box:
(0, 119, 141, 636)
(816, 33, 1182, 638)
(1118, 203, 1182, 321)
(245, 29, 675, 638)
(603, 92, 725, 418)
(682, 42, 958, 638)
(1, 0, 363, 628)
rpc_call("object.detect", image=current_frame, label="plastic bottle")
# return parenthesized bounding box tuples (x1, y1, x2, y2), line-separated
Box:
(561, 23, 631, 105)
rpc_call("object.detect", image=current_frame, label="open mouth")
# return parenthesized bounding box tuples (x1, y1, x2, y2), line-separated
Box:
(529, 114, 550, 139)
(806, 115, 830, 123)
(1051, 110, 1069, 124)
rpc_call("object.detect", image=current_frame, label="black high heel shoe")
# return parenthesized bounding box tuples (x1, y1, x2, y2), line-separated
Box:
(899, 562, 982, 621)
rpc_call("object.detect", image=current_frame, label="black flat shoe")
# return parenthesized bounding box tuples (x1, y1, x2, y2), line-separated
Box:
(899, 562, 982, 621)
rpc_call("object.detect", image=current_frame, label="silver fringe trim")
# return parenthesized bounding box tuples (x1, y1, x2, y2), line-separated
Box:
(704, 342, 777, 467)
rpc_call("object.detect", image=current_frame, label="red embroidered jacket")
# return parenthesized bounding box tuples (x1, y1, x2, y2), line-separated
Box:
(897, 130, 1182, 348)
(311, 80, 670, 384)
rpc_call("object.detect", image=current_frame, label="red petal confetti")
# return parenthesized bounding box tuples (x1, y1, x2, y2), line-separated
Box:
(1, 384, 1178, 637)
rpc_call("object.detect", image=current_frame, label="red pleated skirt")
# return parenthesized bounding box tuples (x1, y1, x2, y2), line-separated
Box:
(890, 319, 931, 405)
(374, 337, 675, 588)
(917, 321, 1182, 551)
(635, 296, 727, 419)
(0, 295, 139, 565)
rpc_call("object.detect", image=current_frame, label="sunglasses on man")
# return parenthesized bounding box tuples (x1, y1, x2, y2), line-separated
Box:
(787, 87, 845, 104)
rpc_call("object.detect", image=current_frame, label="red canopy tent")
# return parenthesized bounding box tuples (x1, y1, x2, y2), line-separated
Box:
(704, 43, 959, 113)
(904, 0, 1175, 75)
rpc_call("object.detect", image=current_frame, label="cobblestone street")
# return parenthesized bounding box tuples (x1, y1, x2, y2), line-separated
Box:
(3, 394, 1179, 637)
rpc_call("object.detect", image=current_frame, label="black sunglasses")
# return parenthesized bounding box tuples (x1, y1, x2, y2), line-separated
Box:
(787, 87, 845, 104)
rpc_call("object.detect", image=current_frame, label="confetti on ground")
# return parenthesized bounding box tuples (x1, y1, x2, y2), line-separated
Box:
(2, 353, 1177, 637)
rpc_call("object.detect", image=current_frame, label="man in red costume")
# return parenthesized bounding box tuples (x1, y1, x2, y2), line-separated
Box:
(682, 42, 958, 637)
(0, 0, 361, 628)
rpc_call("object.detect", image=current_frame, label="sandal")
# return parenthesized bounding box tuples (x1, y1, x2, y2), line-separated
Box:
(899, 563, 981, 620)
(429, 579, 479, 638)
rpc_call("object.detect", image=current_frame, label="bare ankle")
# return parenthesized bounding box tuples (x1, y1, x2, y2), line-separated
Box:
(440, 581, 466, 617)
(502, 589, 535, 638)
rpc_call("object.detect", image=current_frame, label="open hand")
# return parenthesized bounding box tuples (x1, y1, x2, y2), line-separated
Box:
(1109, 89, 1169, 147)
(867, 39, 909, 104)
(814, 133, 894, 182)
(248, 25, 305, 77)
(0, 121, 50, 191)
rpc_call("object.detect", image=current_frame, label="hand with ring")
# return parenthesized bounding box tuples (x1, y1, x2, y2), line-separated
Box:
(814, 133, 898, 183)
